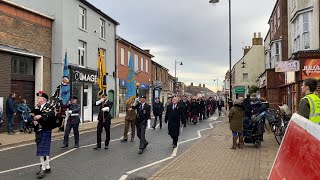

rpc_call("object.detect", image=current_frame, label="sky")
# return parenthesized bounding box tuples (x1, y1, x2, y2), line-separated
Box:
(89, 0, 277, 91)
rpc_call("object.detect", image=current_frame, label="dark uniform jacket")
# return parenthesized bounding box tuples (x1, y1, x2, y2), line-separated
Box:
(189, 102, 199, 116)
(133, 102, 151, 126)
(217, 100, 224, 109)
(32, 103, 56, 131)
(153, 102, 164, 116)
(68, 103, 81, 124)
(97, 100, 113, 123)
(165, 104, 183, 137)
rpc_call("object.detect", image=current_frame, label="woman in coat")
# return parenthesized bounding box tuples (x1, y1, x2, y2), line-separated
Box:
(17, 99, 31, 132)
(228, 99, 244, 149)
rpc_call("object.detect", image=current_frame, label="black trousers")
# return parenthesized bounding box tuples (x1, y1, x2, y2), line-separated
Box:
(97, 121, 110, 147)
(136, 124, 148, 149)
(170, 135, 179, 146)
(182, 113, 187, 125)
(153, 115, 162, 128)
(63, 123, 79, 146)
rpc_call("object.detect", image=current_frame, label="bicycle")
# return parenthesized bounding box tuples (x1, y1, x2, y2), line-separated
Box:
(273, 110, 290, 145)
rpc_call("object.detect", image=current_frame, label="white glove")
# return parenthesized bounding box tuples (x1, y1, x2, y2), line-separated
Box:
(102, 107, 110, 112)
(96, 100, 103, 105)
(147, 119, 151, 128)
(68, 110, 72, 114)
(24, 119, 27, 122)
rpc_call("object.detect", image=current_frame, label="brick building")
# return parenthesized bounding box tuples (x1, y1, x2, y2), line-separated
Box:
(0, 0, 53, 130)
(116, 36, 153, 114)
(151, 61, 170, 104)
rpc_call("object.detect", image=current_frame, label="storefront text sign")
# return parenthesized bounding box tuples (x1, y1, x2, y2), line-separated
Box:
(275, 60, 300, 72)
(73, 70, 97, 83)
(302, 59, 320, 80)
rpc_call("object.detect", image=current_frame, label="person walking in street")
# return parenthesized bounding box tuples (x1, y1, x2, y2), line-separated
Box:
(217, 97, 224, 116)
(17, 99, 31, 132)
(6, 92, 16, 135)
(121, 100, 137, 142)
(93, 94, 114, 150)
(199, 98, 206, 120)
(165, 97, 183, 148)
(189, 98, 199, 124)
(178, 96, 188, 127)
(152, 97, 164, 129)
(228, 99, 244, 149)
(32, 91, 56, 179)
(61, 96, 81, 149)
(243, 94, 252, 119)
(298, 78, 320, 124)
(132, 96, 151, 154)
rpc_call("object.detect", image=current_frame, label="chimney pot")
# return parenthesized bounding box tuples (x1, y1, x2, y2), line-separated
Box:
(254, 32, 257, 38)
(258, 32, 261, 38)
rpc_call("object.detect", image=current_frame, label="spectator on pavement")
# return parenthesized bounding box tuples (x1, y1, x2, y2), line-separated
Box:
(6, 92, 16, 135)
(258, 97, 271, 134)
(251, 93, 262, 115)
(227, 98, 233, 111)
(0, 107, 3, 145)
(243, 94, 252, 118)
(298, 78, 320, 124)
(228, 99, 244, 149)
(17, 99, 31, 132)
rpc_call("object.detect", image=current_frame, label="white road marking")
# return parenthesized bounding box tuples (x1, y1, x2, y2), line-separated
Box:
(0, 123, 124, 152)
(124, 117, 221, 177)
(0, 163, 41, 175)
(119, 175, 128, 180)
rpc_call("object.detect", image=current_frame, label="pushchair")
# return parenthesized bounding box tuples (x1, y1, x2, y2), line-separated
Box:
(242, 111, 265, 148)
(22, 112, 33, 134)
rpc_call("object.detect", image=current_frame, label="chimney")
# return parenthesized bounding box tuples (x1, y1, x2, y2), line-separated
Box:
(199, 84, 201, 87)
(244, 46, 250, 56)
(252, 32, 263, 46)
(203, 84, 205, 88)
(191, 82, 193, 86)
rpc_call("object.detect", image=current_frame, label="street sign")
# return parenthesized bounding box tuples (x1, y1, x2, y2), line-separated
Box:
(234, 86, 245, 93)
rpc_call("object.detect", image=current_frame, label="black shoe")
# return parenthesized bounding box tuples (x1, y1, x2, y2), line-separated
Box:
(19, 129, 24, 132)
(104, 145, 109, 149)
(73, 145, 79, 148)
(36, 169, 46, 179)
(120, 139, 128, 143)
(138, 149, 144, 154)
(183, 124, 186, 127)
(144, 142, 149, 149)
(130, 139, 134, 142)
(45, 168, 51, 174)
(60, 145, 68, 149)
(160, 126, 162, 129)
(173, 144, 177, 148)
(93, 146, 101, 150)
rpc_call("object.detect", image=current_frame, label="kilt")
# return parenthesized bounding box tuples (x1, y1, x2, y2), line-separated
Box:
(36, 130, 52, 156)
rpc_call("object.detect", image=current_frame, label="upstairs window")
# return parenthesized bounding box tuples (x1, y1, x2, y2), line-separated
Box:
(140, 57, 144, 71)
(100, 19, 105, 39)
(303, 13, 310, 49)
(79, 6, 87, 30)
(134, 54, 138, 71)
(277, 7, 280, 28)
(146, 59, 149, 73)
(78, 40, 86, 66)
(120, 48, 125, 65)
(243, 73, 248, 81)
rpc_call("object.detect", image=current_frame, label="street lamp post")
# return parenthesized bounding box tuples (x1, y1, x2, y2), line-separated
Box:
(174, 60, 183, 94)
(213, 78, 219, 92)
(209, 0, 232, 99)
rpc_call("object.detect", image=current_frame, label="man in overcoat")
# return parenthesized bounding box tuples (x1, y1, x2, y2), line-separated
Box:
(165, 97, 183, 148)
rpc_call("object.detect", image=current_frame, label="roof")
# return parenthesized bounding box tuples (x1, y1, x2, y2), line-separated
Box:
(1, 0, 54, 20)
(0, 44, 43, 57)
(151, 60, 168, 71)
(79, 0, 119, 25)
(116, 36, 154, 58)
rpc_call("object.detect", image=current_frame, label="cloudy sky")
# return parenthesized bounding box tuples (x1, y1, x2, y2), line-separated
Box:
(89, 0, 277, 91)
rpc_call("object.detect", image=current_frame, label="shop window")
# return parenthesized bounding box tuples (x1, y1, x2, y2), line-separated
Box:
(11, 55, 34, 75)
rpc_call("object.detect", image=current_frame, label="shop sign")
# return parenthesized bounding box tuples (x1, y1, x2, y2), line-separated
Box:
(234, 86, 245, 94)
(139, 83, 150, 89)
(71, 68, 97, 83)
(119, 79, 127, 87)
(153, 80, 162, 87)
(275, 60, 300, 72)
(302, 59, 320, 80)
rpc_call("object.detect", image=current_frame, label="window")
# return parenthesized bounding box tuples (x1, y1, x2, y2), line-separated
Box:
(134, 54, 138, 71)
(79, 6, 86, 30)
(11, 55, 34, 75)
(128, 51, 130, 65)
(243, 73, 248, 81)
(277, 7, 280, 28)
(155, 67, 158, 80)
(303, 13, 310, 49)
(159, 70, 162, 82)
(146, 59, 149, 73)
(275, 42, 280, 61)
(140, 57, 144, 71)
(293, 16, 300, 52)
(120, 48, 125, 65)
(100, 19, 105, 39)
(78, 40, 86, 66)
(274, 16, 277, 34)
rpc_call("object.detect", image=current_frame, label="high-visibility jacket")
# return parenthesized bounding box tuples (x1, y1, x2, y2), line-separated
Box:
(302, 93, 320, 123)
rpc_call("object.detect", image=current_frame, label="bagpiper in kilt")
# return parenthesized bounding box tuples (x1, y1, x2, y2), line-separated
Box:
(31, 91, 56, 179)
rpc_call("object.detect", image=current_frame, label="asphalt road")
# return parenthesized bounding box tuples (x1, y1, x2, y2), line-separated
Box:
(0, 114, 222, 180)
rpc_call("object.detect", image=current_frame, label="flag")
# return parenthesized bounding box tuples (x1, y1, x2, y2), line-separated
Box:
(60, 52, 70, 105)
(97, 48, 107, 97)
(125, 50, 136, 105)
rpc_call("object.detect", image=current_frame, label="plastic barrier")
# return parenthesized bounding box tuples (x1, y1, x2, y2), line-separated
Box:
(268, 113, 320, 180)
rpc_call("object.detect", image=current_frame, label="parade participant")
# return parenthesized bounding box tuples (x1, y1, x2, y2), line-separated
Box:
(61, 96, 81, 149)
(206, 97, 212, 118)
(152, 97, 164, 129)
(212, 97, 217, 115)
(17, 99, 31, 132)
(121, 100, 137, 142)
(6, 92, 16, 134)
(228, 99, 244, 149)
(165, 97, 183, 148)
(199, 98, 206, 120)
(32, 91, 56, 179)
(178, 96, 188, 127)
(298, 78, 320, 124)
(217, 97, 224, 116)
(189, 98, 199, 124)
(132, 96, 151, 154)
(93, 94, 113, 150)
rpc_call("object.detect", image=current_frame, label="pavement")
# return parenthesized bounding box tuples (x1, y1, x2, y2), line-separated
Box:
(0, 117, 125, 149)
(149, 117, 279, 180)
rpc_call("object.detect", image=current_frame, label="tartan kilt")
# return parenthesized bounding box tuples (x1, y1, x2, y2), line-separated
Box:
(36, 130, 52, 156)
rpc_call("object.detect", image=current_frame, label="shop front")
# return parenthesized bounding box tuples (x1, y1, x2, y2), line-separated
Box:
(234, 86, 246, 99)
(152, 80, 162, 105)
(69, 65, 98, 123)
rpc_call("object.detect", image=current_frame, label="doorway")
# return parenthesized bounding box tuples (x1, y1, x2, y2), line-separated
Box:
(83, 84, 92, 122)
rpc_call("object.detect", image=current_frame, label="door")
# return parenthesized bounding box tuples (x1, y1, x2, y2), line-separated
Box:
(83, 84, 92, 122)
(108, 90, 114, 118)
